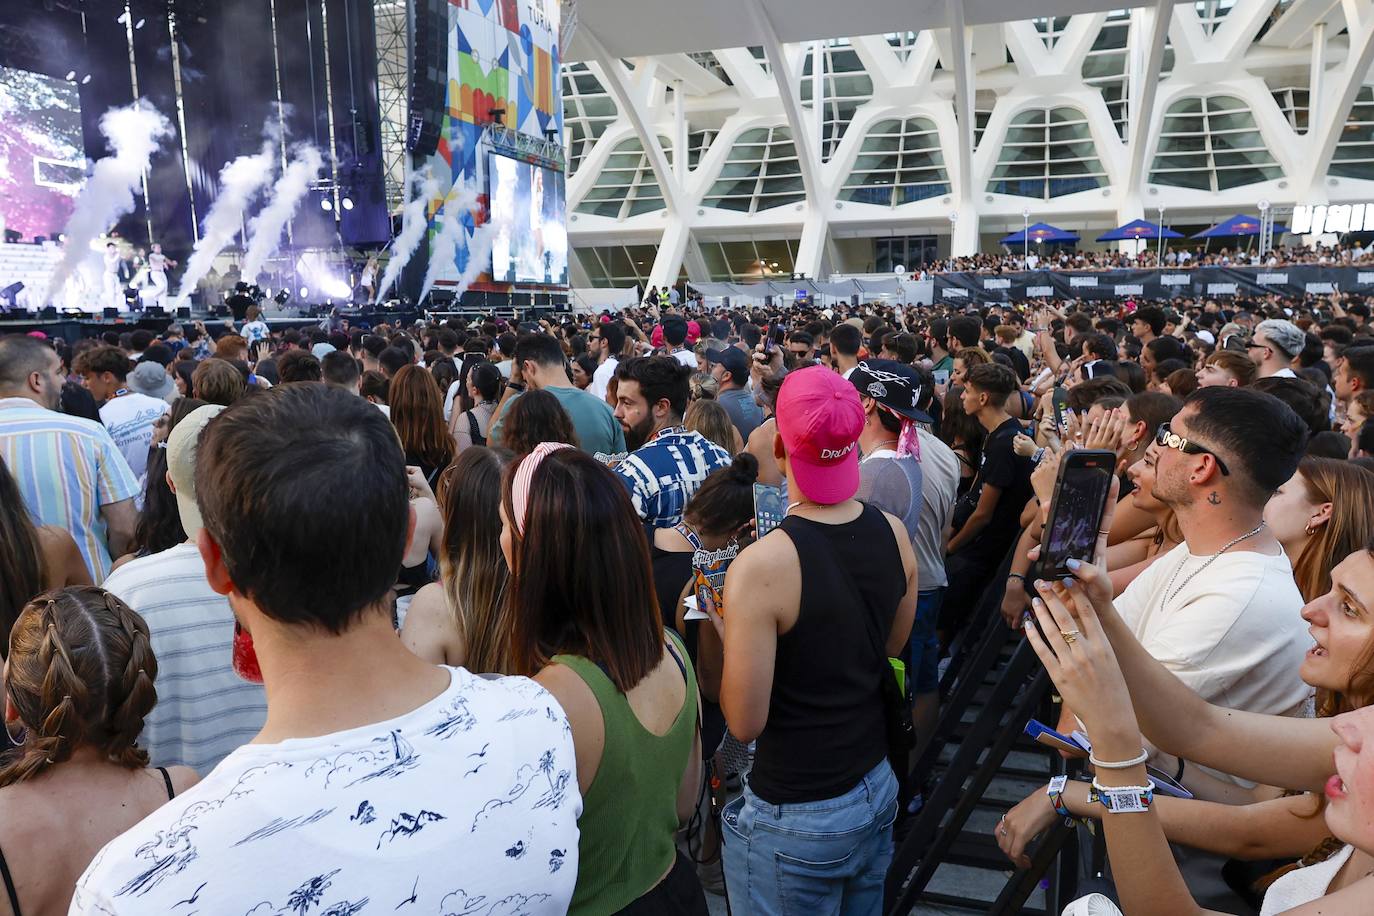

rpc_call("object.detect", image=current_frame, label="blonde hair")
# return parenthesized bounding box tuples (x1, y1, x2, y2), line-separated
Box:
(685, 399, 738, 455)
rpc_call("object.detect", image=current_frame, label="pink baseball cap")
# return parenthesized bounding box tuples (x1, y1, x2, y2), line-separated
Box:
(776, 365, 865, 504)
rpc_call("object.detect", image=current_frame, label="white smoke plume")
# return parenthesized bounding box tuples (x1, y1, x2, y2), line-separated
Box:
(46, 101, 172, 303)
(172, 139, 277, 308)
(241, 144, 325, 285)
(375, 165, 439, 304)
(418, 179, 484, 305)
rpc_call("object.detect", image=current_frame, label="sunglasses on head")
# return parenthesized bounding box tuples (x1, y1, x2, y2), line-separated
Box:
(1155, 422, 1229, 476)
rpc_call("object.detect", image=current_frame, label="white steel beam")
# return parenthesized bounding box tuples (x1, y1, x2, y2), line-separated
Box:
(945, 0, 978, 255)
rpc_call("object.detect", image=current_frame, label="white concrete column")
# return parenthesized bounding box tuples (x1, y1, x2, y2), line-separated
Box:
(649, 216, 692, 290)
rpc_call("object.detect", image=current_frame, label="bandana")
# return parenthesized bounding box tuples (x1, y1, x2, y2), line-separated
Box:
(511, 441, 575, 536)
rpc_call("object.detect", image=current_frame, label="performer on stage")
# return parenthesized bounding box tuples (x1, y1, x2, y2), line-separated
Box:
(102, 242, 122, 310)
(146, 243, 176, 308)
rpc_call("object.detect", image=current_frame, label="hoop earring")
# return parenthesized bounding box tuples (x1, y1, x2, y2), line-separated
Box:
(5, 724, 24, 748)
(1305, 523, 1317, 536)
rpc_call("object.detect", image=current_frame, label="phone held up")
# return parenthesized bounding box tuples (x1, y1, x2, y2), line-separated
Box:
(1031, 449, 1115, 585)
(753, 482, 787, 539)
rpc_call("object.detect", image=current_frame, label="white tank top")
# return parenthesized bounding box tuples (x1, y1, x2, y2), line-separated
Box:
(1259, 844, 1353, 915)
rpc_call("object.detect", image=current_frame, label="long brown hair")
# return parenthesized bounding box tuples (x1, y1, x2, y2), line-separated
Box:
(0, 455, 43, 653)
(436, 447, 515, 673)
(502, 448, 663, 692)
(502, 389, 579, 456)
(1, 587, 157, 786)
(390, 364, 454, 470)
(1294, 458, 1374, 604)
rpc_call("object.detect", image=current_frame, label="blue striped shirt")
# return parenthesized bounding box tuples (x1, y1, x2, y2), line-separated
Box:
(0, 397, 140, 583)
(101, 543, 268, 772)
(614, 427, 732, 529)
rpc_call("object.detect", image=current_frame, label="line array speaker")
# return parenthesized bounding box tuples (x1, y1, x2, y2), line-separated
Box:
(408, 0, 448, 159)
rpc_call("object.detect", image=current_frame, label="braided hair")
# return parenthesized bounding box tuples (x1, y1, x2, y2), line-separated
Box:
(0, 587, 158, 786)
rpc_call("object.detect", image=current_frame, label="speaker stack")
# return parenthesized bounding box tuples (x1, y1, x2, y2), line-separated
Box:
(408, 0, 449, 159)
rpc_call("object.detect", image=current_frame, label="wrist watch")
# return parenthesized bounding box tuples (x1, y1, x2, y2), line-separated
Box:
(1089, 778, 1155, 813)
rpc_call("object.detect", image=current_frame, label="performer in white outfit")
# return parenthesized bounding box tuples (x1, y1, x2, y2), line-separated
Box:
(145, 243, 175, 309)
(102, 242, 122, 310)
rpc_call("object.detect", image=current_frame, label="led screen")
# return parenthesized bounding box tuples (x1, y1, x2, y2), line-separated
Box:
(0, 66, 83, 239)
(489, 152, 567, 286)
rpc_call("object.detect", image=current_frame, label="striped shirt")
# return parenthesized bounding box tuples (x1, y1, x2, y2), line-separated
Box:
(0, 397, 140, 583)
(101, 543, 268, 772)
(614, 426, 732, 529)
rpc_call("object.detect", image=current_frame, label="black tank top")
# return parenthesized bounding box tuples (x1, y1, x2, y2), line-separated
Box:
(749, 504, 905, 805)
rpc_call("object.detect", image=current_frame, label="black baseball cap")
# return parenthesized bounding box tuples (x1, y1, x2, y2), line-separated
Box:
(848, 359, 932, 424)
(705, 345, 749, 379)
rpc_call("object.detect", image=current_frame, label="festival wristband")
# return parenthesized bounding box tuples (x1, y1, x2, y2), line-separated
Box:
(1089, 779, 1154, 813)
(1047, 775, 1072, 818)
(1089, 749, 1150, 769)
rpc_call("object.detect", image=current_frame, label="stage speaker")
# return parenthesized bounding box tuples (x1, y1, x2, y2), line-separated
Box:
(408, 0, 449, 159)
(103, 307, 118, 319)
(176, 307, 191, 320)
(40, 306, 57, 319)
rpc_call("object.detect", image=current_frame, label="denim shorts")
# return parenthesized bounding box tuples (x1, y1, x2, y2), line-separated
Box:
(721, 759, 898, 916)
(908, 588, 944, 695)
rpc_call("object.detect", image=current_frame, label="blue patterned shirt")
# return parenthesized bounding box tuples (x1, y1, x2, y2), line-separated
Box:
(614, 427, 732, 529)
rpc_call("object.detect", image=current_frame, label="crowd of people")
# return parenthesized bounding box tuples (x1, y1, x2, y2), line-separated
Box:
(3, 283, 1374, 915)
(916, 241, 1374, 275)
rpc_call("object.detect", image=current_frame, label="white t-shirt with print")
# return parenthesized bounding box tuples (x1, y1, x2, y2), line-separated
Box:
(1113, 543, 1311, 784)
(100, 392, 168, 483)
(73, 667, 581, 915)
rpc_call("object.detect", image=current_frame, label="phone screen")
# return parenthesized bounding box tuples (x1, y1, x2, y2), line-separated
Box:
(1051, 388, 1069, 434)
(753, 483, 787, 539)
(933, 368, 950, 388)
(1039, 450, 1115, 579)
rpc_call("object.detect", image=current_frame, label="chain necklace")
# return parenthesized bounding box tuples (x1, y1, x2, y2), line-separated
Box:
(1163, 521, 1266, 607)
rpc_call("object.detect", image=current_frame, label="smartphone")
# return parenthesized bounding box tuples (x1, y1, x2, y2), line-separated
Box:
(933, 368, 950, 388)
(1051, 387, 1070, 434)
(753, 482, 787, 538)
(1035, 449, 1116, 580)
(764, 335, 775, 355)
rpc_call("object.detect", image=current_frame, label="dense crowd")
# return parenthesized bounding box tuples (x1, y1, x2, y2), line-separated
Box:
(917, 241, 1374, 275)
(3, 285, 1374, 915)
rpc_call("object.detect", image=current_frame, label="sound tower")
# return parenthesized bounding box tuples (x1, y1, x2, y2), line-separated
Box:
(408, 0, 448, 159)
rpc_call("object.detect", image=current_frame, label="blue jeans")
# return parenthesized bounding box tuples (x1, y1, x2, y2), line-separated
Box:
(909, 588, 944, 695)
(721, 759, 898, 916)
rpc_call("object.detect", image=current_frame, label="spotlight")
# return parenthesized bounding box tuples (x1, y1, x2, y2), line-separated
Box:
(321, 198, 333, 211)
(81, 75, 91, 85)
(489, 107, 506, 125)
(274, 289, 291, 305)
(135, 18, 145, 29)
(299, 287, 309, 298)
(341, 197, 354, 211)
(65, 70, 76, 80)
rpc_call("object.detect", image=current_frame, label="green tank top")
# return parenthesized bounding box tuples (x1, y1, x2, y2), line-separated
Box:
(552, 631, 698, 914)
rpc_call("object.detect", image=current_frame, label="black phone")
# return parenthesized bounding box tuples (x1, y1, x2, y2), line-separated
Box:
(1051, 387, 1069, 435)
(1034, 449, 1116, 580)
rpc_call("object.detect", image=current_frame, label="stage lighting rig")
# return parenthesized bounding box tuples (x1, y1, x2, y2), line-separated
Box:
(489, 107, 506, 125)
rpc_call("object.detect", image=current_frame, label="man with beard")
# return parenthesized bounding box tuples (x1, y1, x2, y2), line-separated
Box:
(613, 356, 731, 529)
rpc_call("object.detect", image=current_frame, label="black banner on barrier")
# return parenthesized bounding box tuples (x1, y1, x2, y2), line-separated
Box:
(924, 266, 1374, 305)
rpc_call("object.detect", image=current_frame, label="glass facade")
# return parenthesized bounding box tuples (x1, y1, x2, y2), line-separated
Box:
(563, 63, 617, 174)
(988, 107, 1107, 199)
(840, 118, 950, 206)
(702, 126, 805, 214)
(1150, 95, 1282, 191)
(574, 137, 669, 219)
(800, 40, 875, 161)
(1331, 86, 1374, 182)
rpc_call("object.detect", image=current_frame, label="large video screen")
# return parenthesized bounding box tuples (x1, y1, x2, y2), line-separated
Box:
(0, 66, 83, 240)
(489, 152, 567, 286)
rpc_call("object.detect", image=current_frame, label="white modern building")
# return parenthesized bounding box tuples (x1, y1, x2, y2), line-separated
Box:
(561, 0, 1374, 289)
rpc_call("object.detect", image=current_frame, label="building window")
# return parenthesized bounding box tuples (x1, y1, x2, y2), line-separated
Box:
(876, 236, 939, 273)
(698, 239, 799, 282)
(688, 129, 716, 171)
(1194, 0, 1236, 35)
(574, 137, 669, 219)
(988, 106, 1107, 199)
(703, 126, 805, 214)
(1083, 10, 1132, 140)
(800, 40, 874, 162)
(1033, 16, 1073, 48)
(686, 51, 732, 86)
(885, 32, 920, 62)
(574, 244, 683, 289)
(1150, 95, 1282, 191)
(562, 63, 616, 175)
(1331, 86, 1374, 181)
(840, 118, 950, 206)
(1269, 81, 1310, 132)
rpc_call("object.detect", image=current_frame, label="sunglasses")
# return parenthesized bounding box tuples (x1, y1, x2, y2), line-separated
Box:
(1155, 422, 1230, 475)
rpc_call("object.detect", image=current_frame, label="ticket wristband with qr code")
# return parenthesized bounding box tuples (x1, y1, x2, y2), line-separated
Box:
(1089, 779, 1155, 813)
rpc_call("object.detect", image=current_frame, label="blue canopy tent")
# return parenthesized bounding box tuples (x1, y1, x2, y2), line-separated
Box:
(1096, 218, 1185, 241)
(1000, 222, 1080, 246)
(1192, 214, 1289, 238)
